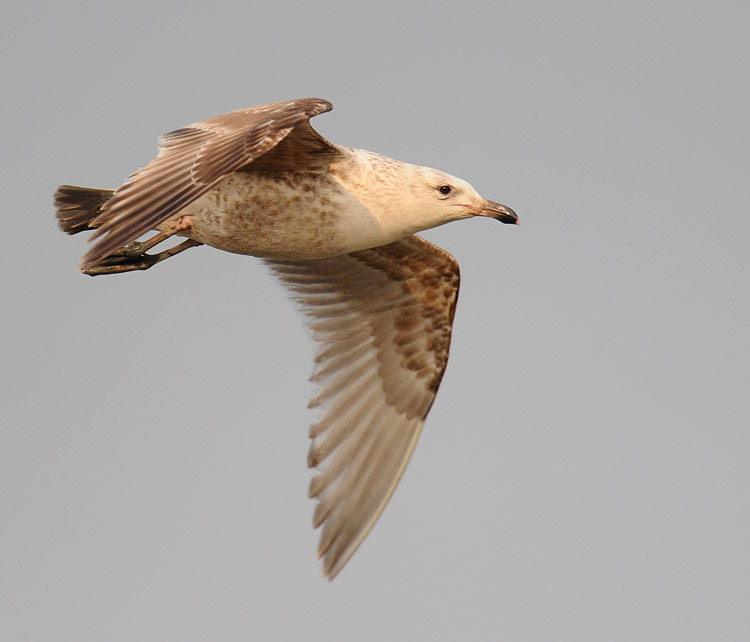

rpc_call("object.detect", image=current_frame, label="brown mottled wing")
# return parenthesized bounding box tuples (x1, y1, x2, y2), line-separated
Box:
(265, 235, 460, 579)
(81, 98, 335, 269)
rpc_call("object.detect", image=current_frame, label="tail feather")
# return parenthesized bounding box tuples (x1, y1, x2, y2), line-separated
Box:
(54, 185, 114, 235)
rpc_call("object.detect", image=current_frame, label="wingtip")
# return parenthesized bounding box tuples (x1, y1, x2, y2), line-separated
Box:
(78, 238, 108, 272)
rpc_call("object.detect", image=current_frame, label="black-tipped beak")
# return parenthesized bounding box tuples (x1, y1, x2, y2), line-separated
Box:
(481, 200, 519, 225)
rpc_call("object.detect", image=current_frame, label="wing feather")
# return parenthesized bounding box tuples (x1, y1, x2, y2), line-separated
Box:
(265, 234, 460, 579)
(82, 98, 334, 268)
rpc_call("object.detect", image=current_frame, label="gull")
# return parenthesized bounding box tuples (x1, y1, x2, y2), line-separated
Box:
(54, 98, 518, 579)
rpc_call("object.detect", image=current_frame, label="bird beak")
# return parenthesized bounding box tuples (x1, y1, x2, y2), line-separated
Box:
(480, 200, 519, 225)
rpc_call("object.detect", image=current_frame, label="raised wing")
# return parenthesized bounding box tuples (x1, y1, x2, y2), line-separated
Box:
(81, 98, 334, 269)
(265, 235, 460, 579)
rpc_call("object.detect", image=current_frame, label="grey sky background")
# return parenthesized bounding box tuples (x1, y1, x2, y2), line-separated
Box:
(3, 1, 749, 640)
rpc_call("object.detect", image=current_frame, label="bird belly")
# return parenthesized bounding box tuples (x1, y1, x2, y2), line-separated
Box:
(171, 172, 400, 260)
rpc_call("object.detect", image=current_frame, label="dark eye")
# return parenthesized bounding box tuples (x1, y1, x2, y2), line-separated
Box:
(438, 185, 452, 195)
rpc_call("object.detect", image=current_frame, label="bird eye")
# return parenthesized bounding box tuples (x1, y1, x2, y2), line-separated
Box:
(438, 185, 453, 195)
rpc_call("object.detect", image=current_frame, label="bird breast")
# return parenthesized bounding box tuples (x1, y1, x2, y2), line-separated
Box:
(178, 170, 408, 260)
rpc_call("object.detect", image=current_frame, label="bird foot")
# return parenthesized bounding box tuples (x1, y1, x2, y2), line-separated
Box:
(82, 238, 202, 276)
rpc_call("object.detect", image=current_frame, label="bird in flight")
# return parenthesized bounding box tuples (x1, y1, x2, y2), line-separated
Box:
(55, 98, 518, 579)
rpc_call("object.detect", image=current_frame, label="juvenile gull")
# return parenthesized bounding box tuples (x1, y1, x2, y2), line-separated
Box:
(54, 98, 518, 579)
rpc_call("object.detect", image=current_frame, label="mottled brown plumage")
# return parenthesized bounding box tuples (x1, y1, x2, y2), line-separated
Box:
(80, 99, 334, 267)
(266, 236, 459, 577)
(54, 98, 518, 579)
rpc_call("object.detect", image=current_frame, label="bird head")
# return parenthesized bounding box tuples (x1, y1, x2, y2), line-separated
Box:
(414, 167, 519, 227)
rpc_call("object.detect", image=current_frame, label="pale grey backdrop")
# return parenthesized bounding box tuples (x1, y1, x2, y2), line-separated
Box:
(2, 1, 749, 640)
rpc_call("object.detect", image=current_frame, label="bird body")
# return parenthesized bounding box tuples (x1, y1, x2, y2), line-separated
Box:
(171, 148, 475, 260)
(55, 98, 518, 578)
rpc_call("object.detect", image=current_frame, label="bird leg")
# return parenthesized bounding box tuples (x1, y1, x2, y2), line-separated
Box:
(83, 216, 202, 276)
